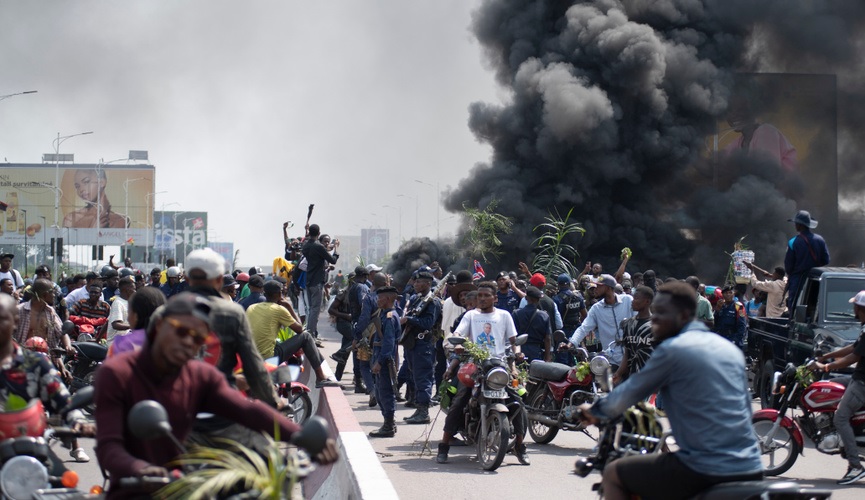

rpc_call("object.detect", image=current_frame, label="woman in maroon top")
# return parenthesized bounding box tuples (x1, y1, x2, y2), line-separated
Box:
(94, 293, 337, 496)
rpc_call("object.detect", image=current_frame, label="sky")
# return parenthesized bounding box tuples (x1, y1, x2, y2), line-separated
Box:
(0, 1, 500, 268)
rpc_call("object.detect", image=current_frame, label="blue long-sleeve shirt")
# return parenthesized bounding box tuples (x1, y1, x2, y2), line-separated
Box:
(404, 292, 441, 333)
(373, 308, 400, 364)
(784, 229, 830, 277)
(592, 321, 763, 477)
(352, 287, 378, 340)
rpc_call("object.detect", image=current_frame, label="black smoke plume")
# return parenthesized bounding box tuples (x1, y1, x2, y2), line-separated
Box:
(439, 0, 865, 282)
(384, 237, 458, 287)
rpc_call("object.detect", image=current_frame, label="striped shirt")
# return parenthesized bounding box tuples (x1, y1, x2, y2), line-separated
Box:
(69, 298, 111, 319)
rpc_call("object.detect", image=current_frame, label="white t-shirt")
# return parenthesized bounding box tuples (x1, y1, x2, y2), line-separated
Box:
(0, 269, 24, 289)
(106, 296, 128, 342)
(454, 308, 517, 358)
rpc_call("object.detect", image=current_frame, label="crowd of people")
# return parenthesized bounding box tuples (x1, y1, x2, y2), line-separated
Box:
(0, 207, 861, 498)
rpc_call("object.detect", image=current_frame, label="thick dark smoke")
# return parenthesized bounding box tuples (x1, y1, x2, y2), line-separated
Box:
(384, 237, 458, 288)
(436, 0, 865, 282)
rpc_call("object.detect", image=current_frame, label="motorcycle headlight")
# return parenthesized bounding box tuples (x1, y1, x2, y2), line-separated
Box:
(485, 367, 510, 391)
(0, 455, 49, 500)
(590, 356, 610, 377)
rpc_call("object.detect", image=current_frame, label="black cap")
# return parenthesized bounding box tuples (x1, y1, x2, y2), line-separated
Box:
(354, 265, 369, 276)
(377, 286, 399, 295)
(496, 271, 508, 279)
(150, 267, 162, 275)
(0, 253, 13, 260)
(222, 274, 237, 288)
(415, 271, 434, 281)
(525, 286, 543, 299)
(85, 271, 99, 280)
(249, 275, 265, 288)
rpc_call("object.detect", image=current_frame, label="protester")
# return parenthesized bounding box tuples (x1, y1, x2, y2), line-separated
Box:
(239, 274, 266, 310)
(613, 285, 654, 384)
(685, 276, 714, 329)
(68, 283, 111, 337)
(784, 210, 830, 309)
(106, 276, 135, 342)
(0, 253, 24, 290)
(160, 266, 187, 298)
(746, 262, 788, 318)
(302, 223, 340, 342)
(568, 274, 633, 367)
(66, 271, 99, 305)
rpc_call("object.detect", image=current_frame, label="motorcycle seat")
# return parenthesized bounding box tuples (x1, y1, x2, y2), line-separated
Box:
(74, 341, 108, 362)
(692, 480, 830, 500)
(529, 360, 571, 382)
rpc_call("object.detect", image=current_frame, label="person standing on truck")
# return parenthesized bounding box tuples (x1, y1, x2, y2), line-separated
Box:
(784, 210, 829, 310)
(811, 290, 865, 485)
(744, 262, 788, 318)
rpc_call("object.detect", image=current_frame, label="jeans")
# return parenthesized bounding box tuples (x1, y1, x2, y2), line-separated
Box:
(406, 338, 435, 406)
(275, 331, 322, 368)
(835, 378, 865, 468)
(305, 284, 324, 335)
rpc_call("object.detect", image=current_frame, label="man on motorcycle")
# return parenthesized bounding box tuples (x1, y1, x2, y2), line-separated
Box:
(578, 281, 762, 500)
(94, 293, 338, 497)
(811, 290, 865, 485)
(436, 281, 529, 465)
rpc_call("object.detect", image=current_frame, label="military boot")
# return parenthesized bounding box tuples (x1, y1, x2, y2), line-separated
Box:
(369, 417, 397, 438)
(353, 373, 366, 394)
(436, 443, 450, 463)
(404, 406, 430, 424)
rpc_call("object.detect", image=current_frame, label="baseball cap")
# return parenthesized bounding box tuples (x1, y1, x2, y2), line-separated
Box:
(557, 273, 571, 285)
(496, 271, 508, 280)
(366, 264, 383, 273)
(249, 275, 265, 288)
(597, 274, 617, 288)
(849, 291, 865, 307)
(166, 266, 181, 278)
(186, 248, 226, 280)
(529, 273, 546, 288)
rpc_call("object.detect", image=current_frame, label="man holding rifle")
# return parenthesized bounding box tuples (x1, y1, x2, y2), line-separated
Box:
(400, 271, 442, 424)
(369, 286, 401, 437)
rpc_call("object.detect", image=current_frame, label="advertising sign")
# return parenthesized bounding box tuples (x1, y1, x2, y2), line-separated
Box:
(153, 211, 208, 261)
(207, 241, 234, 269)
(0, 164, 155, 246)
(361, 228, 389, 264)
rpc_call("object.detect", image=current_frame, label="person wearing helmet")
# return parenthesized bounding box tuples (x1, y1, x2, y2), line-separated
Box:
(160, 266, 187, 298)
(23, 336, 49, 354)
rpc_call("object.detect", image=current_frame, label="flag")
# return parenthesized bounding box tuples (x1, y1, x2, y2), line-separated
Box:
(472, 260, 485, 281)
(126, 237, 135, 245)
(192, 217, 204, 229)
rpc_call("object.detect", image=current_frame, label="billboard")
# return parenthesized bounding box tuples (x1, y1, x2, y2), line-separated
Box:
(207, 241, 234, 269)
(153, 211, 208, 263)
(0, 164, 155, 246)
(361, 228, 389, 264)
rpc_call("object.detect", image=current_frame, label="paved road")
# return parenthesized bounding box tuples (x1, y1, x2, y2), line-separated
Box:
(314, 319, 864, 499)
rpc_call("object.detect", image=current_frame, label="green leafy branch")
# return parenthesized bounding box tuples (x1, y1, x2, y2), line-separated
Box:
(531, 208, 585, 280)
(462, 199, 513, 261)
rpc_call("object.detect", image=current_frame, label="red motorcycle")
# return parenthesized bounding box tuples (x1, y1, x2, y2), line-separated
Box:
(265, 354, 313, 425)
(524, 346, 611, 444)
(753, 360, 865, 475)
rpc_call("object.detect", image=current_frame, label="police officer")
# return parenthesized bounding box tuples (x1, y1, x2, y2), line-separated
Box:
(714, 284, 747, 348)
(553, 273, 587, 337)
(400, 271, 441, 424)
(513, 286, 551, 362)
(369, 286, 401, 438)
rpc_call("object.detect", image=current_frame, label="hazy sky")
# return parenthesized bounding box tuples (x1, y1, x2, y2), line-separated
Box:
(0, 1, 499, 267)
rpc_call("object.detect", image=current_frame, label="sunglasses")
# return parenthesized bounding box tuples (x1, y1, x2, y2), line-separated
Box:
(164, 317, 210, 345)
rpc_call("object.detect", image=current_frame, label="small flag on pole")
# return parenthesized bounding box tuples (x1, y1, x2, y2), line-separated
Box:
(472, 260, 485, 281)
(126, 237, 135, 245)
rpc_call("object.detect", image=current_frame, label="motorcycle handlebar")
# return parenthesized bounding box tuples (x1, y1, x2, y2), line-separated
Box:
(118, 476, 173, 488)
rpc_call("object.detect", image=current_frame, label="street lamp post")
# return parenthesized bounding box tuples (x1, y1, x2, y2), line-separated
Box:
(414, 179, 440, 240)
(171, 211, 188, 264)
(145, 191, 168, 264)
(122, 177, 146, 261)
(397, 194, 418, 238)
(20, 209, 27, 275)
(39, 216, 46, 264)
(50, 131, 93, 277)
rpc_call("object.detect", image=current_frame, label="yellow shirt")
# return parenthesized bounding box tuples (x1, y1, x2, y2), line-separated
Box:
(272, 257, 294, 282)
(247, 302, 296, 358)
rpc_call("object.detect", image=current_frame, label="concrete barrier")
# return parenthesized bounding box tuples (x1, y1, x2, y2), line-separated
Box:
(300, 357, 399, 500)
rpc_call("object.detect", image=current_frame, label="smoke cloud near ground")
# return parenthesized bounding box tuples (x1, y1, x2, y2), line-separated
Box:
(431, 0, 865, 282)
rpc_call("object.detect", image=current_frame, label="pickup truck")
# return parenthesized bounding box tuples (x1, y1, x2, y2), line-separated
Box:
(747, 266, 865, 408)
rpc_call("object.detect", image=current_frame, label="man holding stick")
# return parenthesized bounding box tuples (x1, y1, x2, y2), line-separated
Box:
(301, 219, 339, 341)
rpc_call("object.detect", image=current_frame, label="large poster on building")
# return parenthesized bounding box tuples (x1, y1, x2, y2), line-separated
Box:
(207, 241, 234, 270)
(0, 164, 155, 246)
(361, 228, 389, 264)
(152, 211, 208, 262)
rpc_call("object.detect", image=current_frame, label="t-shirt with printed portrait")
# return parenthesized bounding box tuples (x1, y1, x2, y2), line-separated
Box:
(454, 308, 517, 358)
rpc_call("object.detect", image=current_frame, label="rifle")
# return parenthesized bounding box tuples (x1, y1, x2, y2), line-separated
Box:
(398, 271, 451, 345)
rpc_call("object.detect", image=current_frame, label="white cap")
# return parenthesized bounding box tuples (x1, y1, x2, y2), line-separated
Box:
(366, 264, 383, 272)
(166, 266, 181, 278)
(849, 291, 865, 307)
(185, 248, 226, 279)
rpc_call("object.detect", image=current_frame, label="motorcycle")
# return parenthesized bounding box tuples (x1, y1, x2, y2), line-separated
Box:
(58, 321, 107, 395)
(524, 345, 611, 444)
(0, 387, 95, 500)
(112, 369, 331, 499)
(264, 356, 313, 425)
(574, 366, 832, 499)
(753, 359, 865, 476)
(444, 335, 527, 471)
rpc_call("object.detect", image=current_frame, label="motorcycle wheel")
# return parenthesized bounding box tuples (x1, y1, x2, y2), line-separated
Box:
(527, 390, 559, 444)
(478, 411, 510, 471)
(752, 416, 800, 476)
(283, 392, 312, 425)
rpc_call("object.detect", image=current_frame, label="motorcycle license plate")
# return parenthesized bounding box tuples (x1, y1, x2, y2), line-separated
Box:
(483, 389, 507, 399)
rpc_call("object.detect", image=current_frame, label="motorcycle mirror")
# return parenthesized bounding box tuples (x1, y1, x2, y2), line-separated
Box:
(62, 321, 76, 336)
(513, 334, 529, 347)
(128, 400, 173, 441)
(290, 415, 330, 457)
(552, 330, 567, 344)
(64, 386, 94, 414)
(448, 336, 466, 346)
(575, 347, 589, 362)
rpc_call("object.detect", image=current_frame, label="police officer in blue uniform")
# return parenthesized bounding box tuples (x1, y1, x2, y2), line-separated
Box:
(369, 286, 401, 438)
(399, 272, 442, 424)
(714, 284, 747, 348)
(513, 286, 552, 362)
